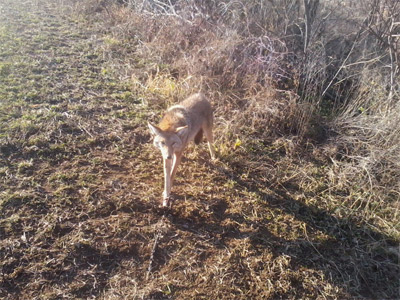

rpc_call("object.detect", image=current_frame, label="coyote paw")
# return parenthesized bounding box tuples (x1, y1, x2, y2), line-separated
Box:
(162, 196, 171, 207)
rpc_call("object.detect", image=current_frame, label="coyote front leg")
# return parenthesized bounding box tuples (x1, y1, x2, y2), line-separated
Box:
(163, 158, 173, 206)
(162, 151, 182, 207)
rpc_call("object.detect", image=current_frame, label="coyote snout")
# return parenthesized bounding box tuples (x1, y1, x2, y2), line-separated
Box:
(148, 93, 216, 207)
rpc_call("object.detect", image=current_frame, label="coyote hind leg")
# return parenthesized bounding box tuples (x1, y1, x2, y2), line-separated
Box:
(170, 151, 182, 184)
(194, 129, 203, 145)
(203, 125, 216, 160)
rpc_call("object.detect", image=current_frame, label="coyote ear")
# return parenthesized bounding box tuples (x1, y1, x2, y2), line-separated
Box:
(148, 122, 162, 136)
(175, 125, 188, 138)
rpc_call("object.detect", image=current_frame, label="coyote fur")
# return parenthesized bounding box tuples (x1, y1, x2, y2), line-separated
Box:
(148, 93, 216, 207)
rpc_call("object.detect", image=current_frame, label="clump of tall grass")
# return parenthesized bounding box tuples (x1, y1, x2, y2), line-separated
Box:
(332, 68, 400, 227)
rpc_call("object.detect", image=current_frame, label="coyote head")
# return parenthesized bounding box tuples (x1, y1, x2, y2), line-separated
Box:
(148, 123, 188, 160)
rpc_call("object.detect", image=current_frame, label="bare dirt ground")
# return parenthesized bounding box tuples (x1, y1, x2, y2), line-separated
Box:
(0, 0, 399, 299)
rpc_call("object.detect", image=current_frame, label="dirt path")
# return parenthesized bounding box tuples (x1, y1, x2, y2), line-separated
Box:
(1, 1, 399, 299)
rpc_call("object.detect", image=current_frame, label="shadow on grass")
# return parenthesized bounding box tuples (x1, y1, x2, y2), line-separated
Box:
(0, 225, 138, 299)
(166, 160, 399, 299)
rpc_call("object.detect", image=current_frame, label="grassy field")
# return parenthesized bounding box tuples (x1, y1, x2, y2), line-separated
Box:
(0, 0, 399, 299)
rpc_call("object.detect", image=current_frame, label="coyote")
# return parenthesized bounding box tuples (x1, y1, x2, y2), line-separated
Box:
(148, 93, 216, 207)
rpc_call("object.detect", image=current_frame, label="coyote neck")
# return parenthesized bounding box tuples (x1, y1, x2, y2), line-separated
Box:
(159, 107, 188, 132)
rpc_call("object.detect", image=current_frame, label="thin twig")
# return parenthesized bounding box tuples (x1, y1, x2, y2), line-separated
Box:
(146, 214, 166, 280)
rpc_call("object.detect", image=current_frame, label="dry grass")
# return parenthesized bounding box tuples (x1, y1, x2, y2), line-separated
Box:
(0, 0, 399, 299)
